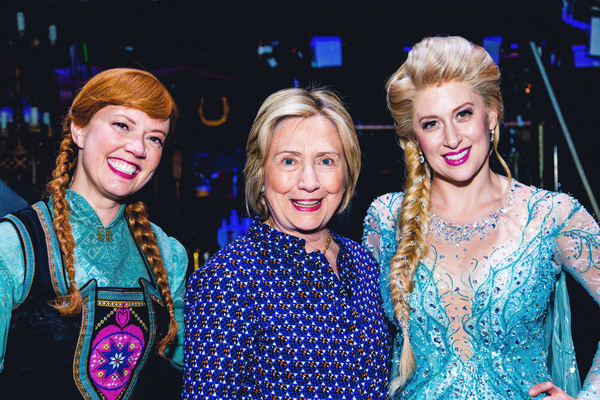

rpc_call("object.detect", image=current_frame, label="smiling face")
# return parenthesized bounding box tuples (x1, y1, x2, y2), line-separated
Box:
(413, 80, 498, 185)
(263, 115, 346, 239)
(70, 105, 169, 208)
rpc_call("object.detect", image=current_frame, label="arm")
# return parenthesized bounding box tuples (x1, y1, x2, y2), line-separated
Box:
(362, 193, 403, 384)
(182, 262, 250, 399)
(152, 223, 189, 368)
(553, 195, 600, 399)
(362, 193, 403, 320)
(0, 221, 27, 373)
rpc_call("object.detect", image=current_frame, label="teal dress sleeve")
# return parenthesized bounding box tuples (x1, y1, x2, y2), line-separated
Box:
(362, 192, 404, 389)
(552, 194, 600, 399)
(0, 221, 26, 373)
(151, 222, 189, 368)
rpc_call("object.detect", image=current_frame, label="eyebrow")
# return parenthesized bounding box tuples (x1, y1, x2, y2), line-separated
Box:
(115, 113, 168, 136)
(273, 150, 342, 158)
(417, 101, 475, 122)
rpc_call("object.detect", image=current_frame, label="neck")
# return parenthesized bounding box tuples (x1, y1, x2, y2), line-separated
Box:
(430, 170, 508, 219)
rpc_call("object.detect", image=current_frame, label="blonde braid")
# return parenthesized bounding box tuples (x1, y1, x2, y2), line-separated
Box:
(126, 201, 177, 358)
(47, 130, 82, 316)
(388, 141, 431, 391)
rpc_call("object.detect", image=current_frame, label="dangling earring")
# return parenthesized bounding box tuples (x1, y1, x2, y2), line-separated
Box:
(419, 150, 425, 164)
(490, 129, 495, 143)
(260, 185, 265, 194)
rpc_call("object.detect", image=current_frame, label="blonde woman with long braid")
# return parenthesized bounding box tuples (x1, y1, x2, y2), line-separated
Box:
(0, 68, 188, 399)
(363, 36, 600, 399)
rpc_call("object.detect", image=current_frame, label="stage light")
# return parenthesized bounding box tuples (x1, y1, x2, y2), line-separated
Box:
(310, 36, 342, 68)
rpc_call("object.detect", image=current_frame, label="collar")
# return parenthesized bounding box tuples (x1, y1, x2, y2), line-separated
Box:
(247, 217, 347, 258)
(64, 190, 127, 229)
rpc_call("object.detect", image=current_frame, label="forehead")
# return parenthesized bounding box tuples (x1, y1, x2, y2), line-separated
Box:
(414, 81, 484, 114)
(94, 105, 170, 130)
(270, 115, 341, 148)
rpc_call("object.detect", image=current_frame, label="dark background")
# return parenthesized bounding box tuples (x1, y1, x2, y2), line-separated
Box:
(1, 0, 600, 384)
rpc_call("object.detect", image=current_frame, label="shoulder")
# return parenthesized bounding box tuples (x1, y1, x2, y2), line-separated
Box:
(365, 192, 404, 219)
(513, 181, 582, 213)
(0, 214, 31, 306)
(0, 218, 23, 245)
(368, 191, 405, 210)
(187, 234, 258, 288)
(149, 222, 188, 280)
(338, 234, 373, 257)
(364, 192, 404, 231)
(512, 181, 590, 231)
(338, 234, 378, 266)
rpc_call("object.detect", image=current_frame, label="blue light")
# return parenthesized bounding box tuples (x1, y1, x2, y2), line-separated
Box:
(311, 36, 343, 68)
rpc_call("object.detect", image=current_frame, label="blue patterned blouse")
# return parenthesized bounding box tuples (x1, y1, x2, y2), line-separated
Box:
(183, 219, 390, 399)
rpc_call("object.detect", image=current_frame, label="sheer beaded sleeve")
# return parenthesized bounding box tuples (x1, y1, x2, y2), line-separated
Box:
(553, 194, 600, 399)
(362, 192, 404, 325)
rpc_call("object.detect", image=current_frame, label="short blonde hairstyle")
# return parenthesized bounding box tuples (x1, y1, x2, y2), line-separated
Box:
(244, 87, 360, 219)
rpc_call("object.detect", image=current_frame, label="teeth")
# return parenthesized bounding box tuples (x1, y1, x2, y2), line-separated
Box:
(445, 148, 469, 161)
(293, 200, 321, 207)
(108, 159, 138, 175)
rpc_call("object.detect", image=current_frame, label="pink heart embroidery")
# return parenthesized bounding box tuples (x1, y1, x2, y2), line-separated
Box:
(115, 303, 130, 328)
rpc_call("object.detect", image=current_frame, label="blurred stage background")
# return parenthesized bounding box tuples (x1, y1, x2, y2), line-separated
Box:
(1, 0, 599, 380)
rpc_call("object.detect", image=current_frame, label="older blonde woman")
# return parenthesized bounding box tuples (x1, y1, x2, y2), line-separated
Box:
(184, 87, 390, 399)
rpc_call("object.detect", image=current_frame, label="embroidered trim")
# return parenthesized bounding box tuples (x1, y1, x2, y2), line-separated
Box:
(98, 300, 145, 307)
(96, 227, 113, 242)
(32, 203, 63, 298)
(73, 286, 94, 400)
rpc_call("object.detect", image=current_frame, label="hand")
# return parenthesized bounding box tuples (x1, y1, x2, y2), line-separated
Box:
(529, 381, 575, 399)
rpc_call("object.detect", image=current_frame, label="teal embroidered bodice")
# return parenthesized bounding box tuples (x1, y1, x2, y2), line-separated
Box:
(0, 190, 188, 370)
(363, 181, 600, 399)
(66, 190, 152, 287)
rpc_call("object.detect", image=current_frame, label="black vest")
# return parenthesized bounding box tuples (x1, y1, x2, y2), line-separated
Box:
(0, 202, 182, 400)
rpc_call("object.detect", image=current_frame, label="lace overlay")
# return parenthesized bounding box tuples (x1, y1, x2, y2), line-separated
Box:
(363, 180, 600, 399)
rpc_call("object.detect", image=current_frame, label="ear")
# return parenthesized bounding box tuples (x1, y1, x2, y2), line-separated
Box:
(488, 110, 499, 132)
(71, 122, 85, 149)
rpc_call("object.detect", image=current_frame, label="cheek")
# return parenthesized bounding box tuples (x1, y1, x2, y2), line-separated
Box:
(416, 136, 438, 158)
(264, 167, 291, 195)
(324, 170, 346, 194)
(146, 149, 164, 170)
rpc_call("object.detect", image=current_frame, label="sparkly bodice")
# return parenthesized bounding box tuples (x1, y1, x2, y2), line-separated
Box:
(363, 180, 600, 399)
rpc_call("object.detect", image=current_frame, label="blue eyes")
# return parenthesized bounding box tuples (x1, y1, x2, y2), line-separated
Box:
(281, 158, 334, 166)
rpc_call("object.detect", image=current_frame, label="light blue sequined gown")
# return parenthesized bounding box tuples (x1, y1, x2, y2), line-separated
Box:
(363, 180, 600, 399)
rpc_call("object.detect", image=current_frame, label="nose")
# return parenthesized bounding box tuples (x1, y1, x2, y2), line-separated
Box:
(124, 135, 146, 158)
(443, 124, 462, 149)
(297, 164, 320, 192)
